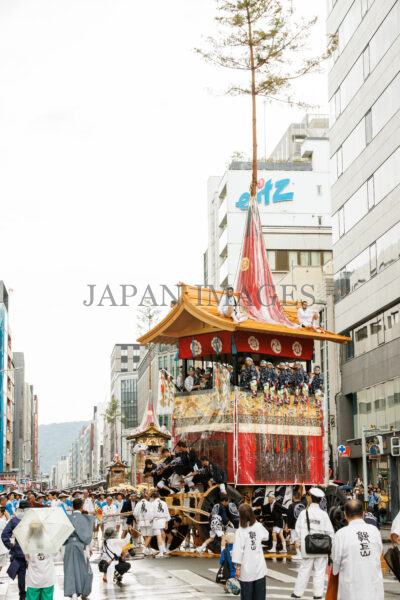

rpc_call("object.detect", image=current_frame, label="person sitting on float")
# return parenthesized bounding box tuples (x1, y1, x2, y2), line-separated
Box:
(297, 300, 322, 332)
(218, 286, 248, 323)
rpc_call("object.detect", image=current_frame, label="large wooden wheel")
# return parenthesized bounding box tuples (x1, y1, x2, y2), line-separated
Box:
(193, 485, 242, 551)
(324, 484, 348, 532)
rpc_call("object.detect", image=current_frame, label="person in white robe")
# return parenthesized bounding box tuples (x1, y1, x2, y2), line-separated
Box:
(218, 287, 248, 323)
(134, 495, 154, 556)
(332, 499, 383, 600)
(297, 300, 321, 332)
(150, 492, 171, 557)
(292, 488, 334, 600)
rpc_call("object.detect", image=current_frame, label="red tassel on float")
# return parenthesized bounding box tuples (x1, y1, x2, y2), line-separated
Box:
(276, 434, 280, 453)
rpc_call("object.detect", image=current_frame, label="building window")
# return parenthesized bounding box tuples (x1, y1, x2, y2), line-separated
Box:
(338, 207, 344, 238)
(369, 242, 377, 277)
(121, 365, 128, 372)
(158, 358, 162, 370)
(337, 146, 343, 178)
(362, 45, 370, 80)
(274, 250, 288, 271)
(288, 251, 298, 268)
(365, 109, 373, 144)
(334, 222, 400, 303)
(267, 250, 276, 270)
(367, 176, 375, 210)
(121, 378, 138, 429)
(121, 349, 128, 357)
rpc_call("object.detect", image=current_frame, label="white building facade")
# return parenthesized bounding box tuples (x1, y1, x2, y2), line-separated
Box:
(327, 0, 400, 511)
(205, 129, 333, 293)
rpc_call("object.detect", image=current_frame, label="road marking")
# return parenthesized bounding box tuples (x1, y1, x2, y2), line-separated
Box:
(267, 567, 298, 583)
(169, 569, 220, 587)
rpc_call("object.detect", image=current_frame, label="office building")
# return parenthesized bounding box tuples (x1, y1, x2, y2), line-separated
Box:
(12, 352, 38, 479)
(0, 282, 13, 472)
(328, 0, 400, 510)
(107, 344, 140, 464)
(205, 115, 332, 289)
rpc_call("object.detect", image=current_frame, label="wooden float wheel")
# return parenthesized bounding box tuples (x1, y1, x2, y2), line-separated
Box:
(196, 485, 243, 552)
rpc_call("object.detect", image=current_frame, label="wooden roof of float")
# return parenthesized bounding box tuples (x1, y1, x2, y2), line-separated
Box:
(137, 283, 349, 346)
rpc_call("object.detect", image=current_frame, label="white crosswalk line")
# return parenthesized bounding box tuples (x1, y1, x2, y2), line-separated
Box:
(169, 569, 220, 587)
(267, 567, 298, 583)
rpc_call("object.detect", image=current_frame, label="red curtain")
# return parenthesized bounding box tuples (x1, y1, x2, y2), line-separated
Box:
(179, 331, 313, 360)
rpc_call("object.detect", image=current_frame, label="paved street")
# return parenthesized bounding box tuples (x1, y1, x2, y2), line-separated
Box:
(2, 547, 400, 599)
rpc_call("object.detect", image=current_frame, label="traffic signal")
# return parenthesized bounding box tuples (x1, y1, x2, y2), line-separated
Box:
(391, 437, 400, 457)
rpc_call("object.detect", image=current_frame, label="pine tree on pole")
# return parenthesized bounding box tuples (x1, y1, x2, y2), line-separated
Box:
(136, 300, 161, 391)
(196, 0, 336, 199)
(104, 395, 123, 455)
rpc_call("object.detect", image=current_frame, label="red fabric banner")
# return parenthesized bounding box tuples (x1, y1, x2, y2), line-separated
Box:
(179, 331, 313, 360)
(179, 331, 232, 359)
(234, 331, 313, 360)
(236, 196, 294, 327)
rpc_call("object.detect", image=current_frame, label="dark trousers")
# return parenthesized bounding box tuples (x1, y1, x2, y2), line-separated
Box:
(17, 565, 26, 598)
(240, 576, 266, 600)
(8, 558, 27, 598)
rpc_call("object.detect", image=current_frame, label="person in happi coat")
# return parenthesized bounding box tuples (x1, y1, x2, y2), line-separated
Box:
(310, 366, 324, 395)
(64, 498, 95, 599)
(150, 492, 171, 557)
(240, 358, 259, 390)
(263, 492, 287, 554)
(232, 503, 269, 600)
(332, 500, 383, 600)
(120, 491, 138, 539)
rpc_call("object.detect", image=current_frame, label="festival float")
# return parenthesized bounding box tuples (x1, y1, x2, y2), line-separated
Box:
(137, 197, 350, 547)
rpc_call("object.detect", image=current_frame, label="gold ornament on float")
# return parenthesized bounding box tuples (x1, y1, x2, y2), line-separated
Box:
(241, 257, 250, 271)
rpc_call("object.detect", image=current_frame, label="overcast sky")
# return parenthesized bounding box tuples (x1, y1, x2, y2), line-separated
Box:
(0, 0, 329, 424)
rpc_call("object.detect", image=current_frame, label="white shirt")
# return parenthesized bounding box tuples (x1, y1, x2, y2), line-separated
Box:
(218, 293, 238, 316)
(151, 499, 170, 527)
(103, 503, 118, 526)
(232, 522, 269, 582)
(26, 554, 56, 589)
(134, 499, 153, 527)
(332, 519, 383, 600)
(0, 516, 8, 555)
(295, 503, 334, 558)
(297, 307, 316, 325)
(83, 498, 95, 514)
(101, 538, 126, 562)
(184, 375, 196, 392)
(391, 510, 400, 536)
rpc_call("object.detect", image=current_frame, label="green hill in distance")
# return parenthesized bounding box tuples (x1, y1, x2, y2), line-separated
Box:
(39, 421, 90, 474)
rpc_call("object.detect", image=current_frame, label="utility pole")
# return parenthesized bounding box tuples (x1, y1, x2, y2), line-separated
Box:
(323, 372, 329, 486)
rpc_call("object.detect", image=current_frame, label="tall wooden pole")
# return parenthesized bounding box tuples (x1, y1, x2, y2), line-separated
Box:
(148, 345, 152, 391)
(247, 5, 258, 199)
